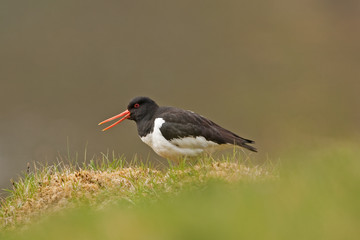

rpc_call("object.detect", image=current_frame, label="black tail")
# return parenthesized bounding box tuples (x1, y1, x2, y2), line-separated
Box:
(208, 122, 257, 152)
(236, 137, 257, 152)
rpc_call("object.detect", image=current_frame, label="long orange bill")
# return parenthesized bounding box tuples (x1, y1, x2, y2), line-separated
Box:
(98, 109, 131, 131)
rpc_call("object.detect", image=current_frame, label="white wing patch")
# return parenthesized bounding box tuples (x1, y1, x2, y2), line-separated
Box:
(140, 118, 229, 160)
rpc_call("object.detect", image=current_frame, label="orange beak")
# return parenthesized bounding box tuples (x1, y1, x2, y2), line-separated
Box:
(98, 109, 131, 131)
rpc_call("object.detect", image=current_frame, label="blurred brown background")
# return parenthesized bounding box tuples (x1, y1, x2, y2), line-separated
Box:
(1, 0, 359, 191)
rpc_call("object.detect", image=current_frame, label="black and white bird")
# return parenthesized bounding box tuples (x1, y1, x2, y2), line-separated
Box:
(99, 96, 257, 160)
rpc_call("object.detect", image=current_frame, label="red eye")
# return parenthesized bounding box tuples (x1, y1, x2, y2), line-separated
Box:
(134, 103, 140, 108)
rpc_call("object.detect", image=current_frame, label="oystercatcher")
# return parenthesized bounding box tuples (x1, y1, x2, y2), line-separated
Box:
(99, 96, 257, 160)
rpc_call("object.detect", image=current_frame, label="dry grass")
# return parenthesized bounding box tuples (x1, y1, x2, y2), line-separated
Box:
(0, 155, 276, 231)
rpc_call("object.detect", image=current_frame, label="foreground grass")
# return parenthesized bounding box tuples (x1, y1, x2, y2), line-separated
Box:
(1, 147, 360, 240)
(0, 152, 274, 231)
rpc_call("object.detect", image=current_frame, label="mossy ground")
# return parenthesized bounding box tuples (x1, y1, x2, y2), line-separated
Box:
(0, 151, 274, 231)
(1, 147, 359, 240)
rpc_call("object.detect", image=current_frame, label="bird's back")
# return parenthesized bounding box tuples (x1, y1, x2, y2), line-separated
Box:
(154, 107, 257, 152)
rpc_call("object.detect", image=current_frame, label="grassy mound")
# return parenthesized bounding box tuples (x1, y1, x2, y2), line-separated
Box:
(0, 152, 274, 231)
(1, 147, 360, 240)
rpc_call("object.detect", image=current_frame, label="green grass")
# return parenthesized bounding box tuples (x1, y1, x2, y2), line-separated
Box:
(1, 147, 360, 240)
(0, 151, 274, 230)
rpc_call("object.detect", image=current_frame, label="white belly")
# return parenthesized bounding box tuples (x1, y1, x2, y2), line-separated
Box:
(140, 118, 229, 160)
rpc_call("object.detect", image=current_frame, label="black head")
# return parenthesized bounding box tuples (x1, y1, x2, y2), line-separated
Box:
(99, 96, 159, 131)
(127, 96, 159, 122)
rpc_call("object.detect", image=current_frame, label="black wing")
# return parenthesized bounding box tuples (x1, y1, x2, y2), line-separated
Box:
(156, 107, 257, 152)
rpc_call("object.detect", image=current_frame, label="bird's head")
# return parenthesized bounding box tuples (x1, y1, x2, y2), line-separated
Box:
(99, 96, 159, 131)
